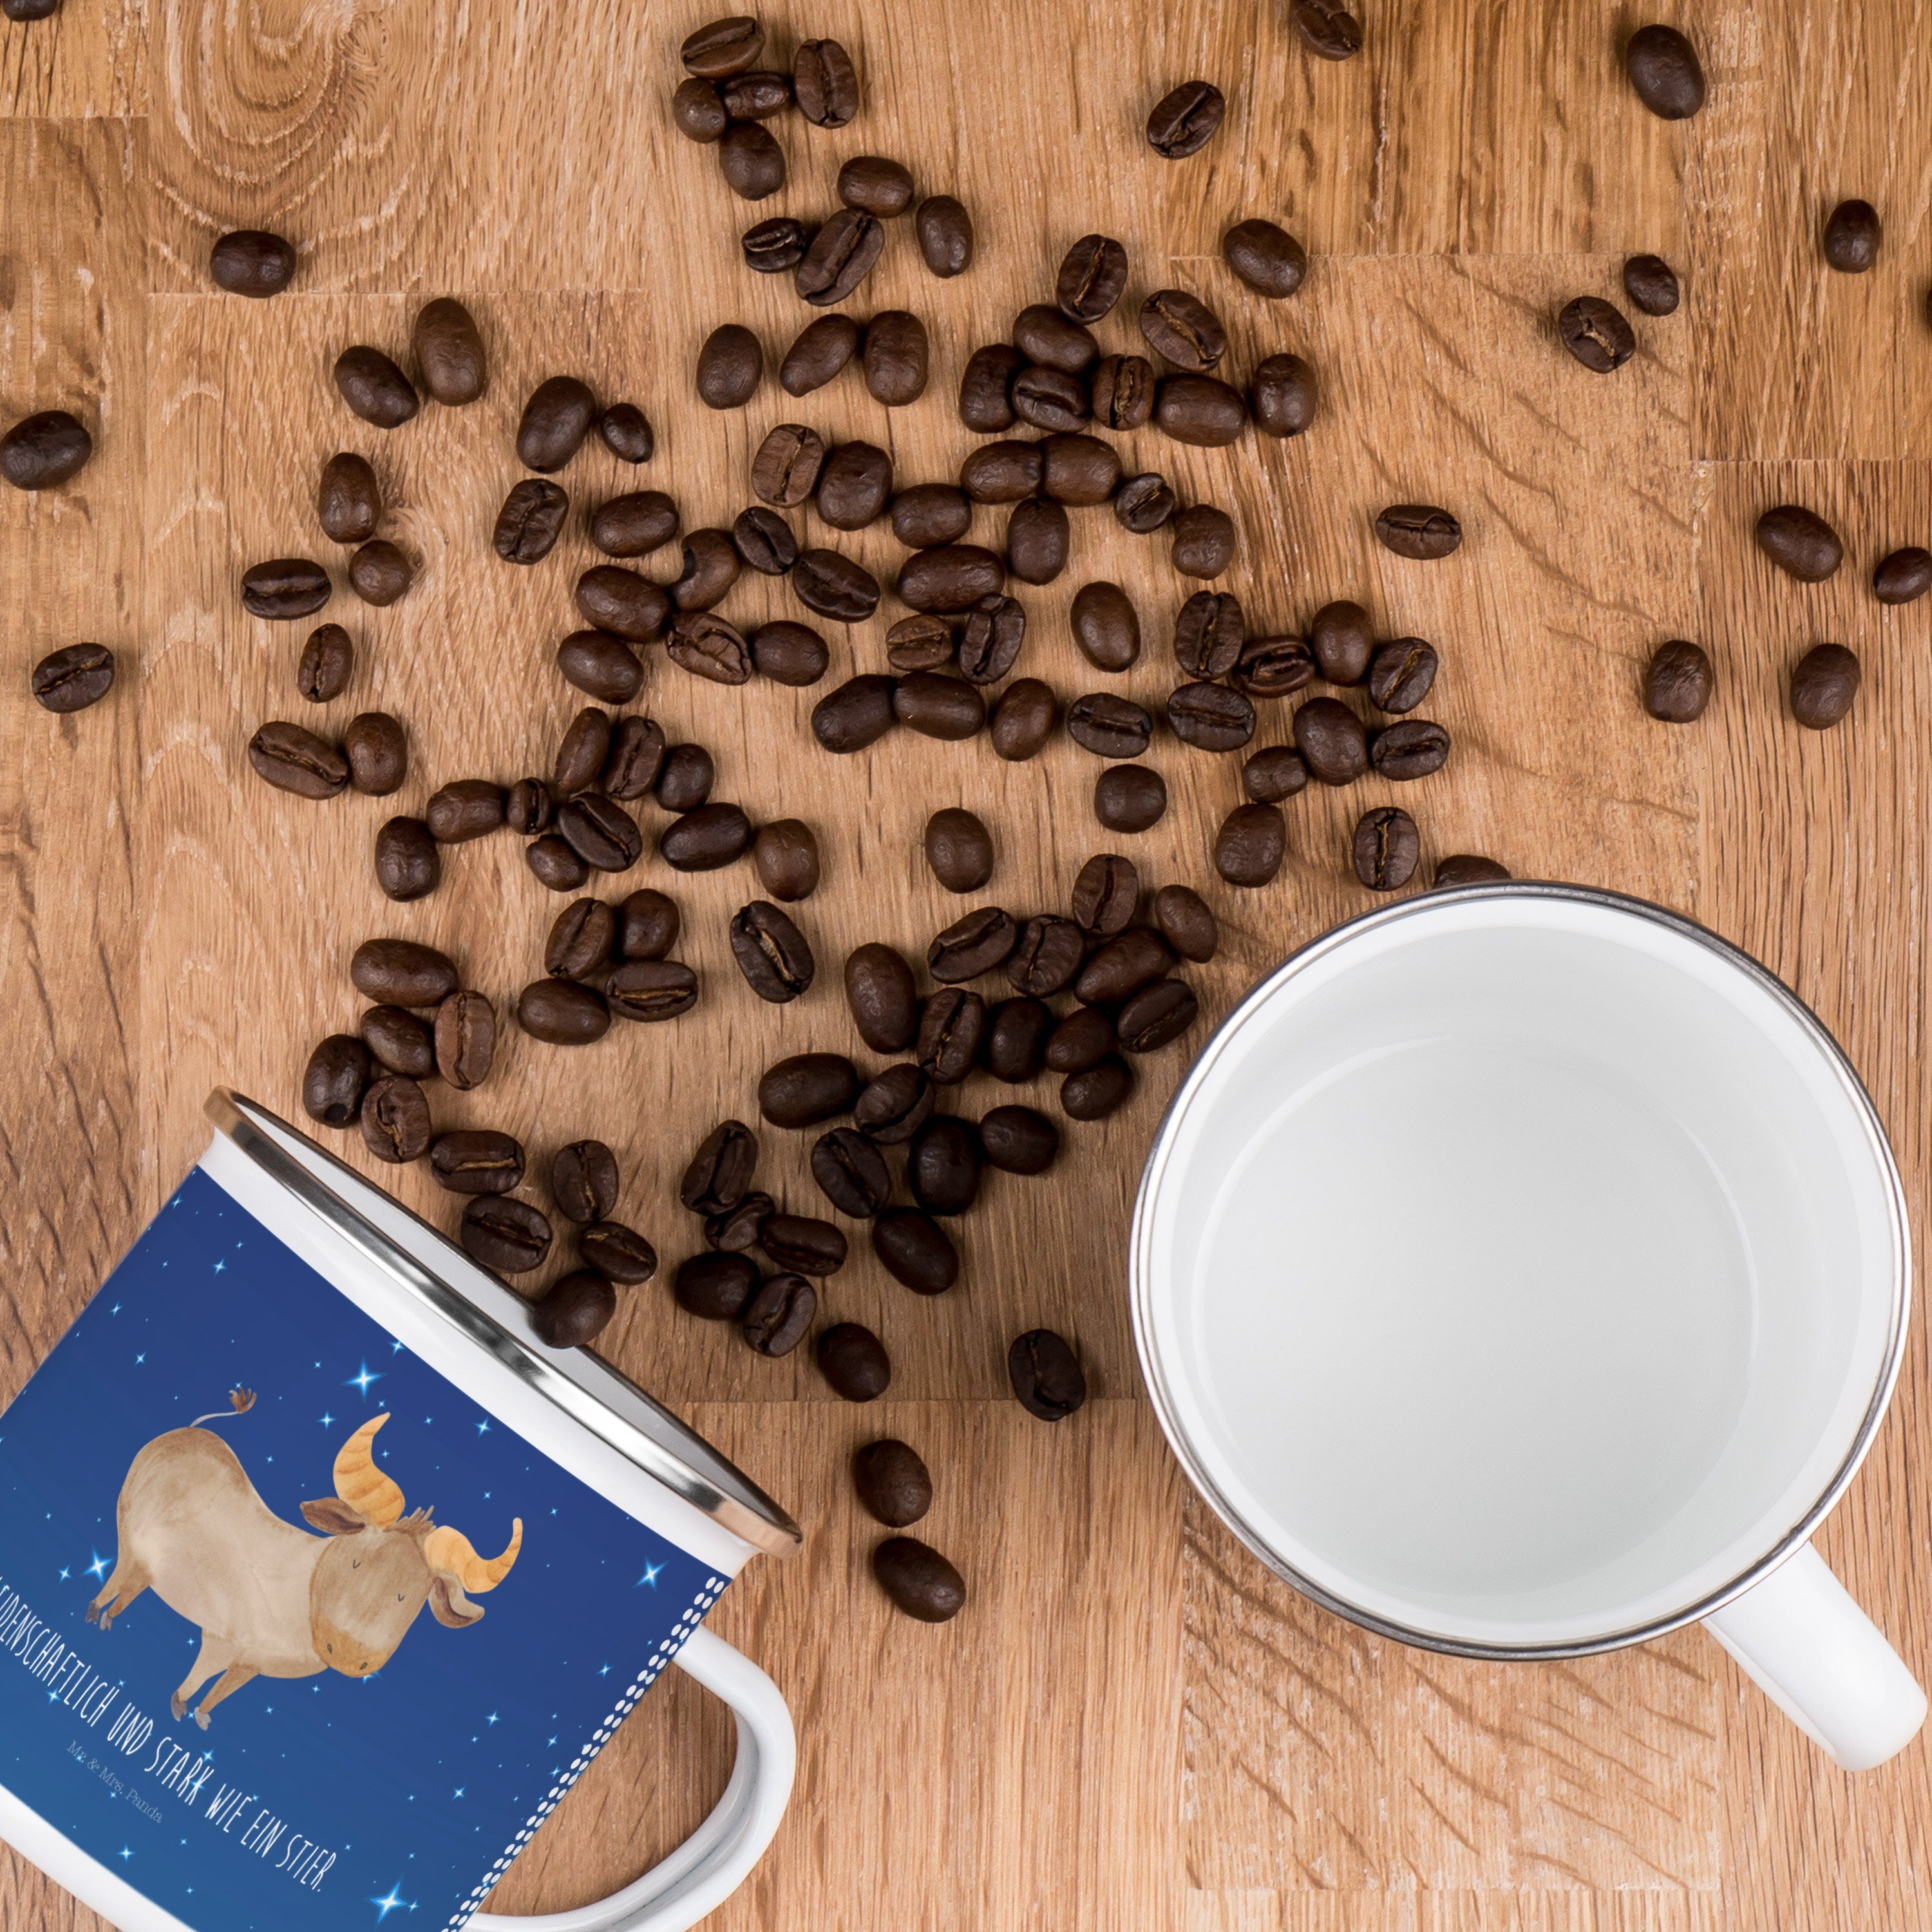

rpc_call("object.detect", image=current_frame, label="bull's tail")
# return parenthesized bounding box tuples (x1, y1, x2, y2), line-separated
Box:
(188, 1387, 257, 1429)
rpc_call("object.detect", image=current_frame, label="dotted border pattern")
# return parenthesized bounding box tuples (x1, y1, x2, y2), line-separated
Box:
(442, 1574, 730, 1932)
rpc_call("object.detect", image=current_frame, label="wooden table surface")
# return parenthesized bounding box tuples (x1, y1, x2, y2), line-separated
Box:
(5, 0, 1931, 1925)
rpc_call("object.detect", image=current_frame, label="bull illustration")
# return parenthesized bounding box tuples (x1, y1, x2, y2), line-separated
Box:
(85, 1390, 522, 1728)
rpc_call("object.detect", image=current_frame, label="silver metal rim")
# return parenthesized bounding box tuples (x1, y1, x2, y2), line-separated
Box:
(1128, 881, 1913, 1661)
(206, 1090, 802, 1559)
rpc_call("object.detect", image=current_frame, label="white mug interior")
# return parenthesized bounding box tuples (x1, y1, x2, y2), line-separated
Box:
(1135, 888, 1906, 1652)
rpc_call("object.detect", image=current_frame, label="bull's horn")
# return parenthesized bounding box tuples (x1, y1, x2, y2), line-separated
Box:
(422, 1518, 523, 1593)
(334, 1415, 405, 1527)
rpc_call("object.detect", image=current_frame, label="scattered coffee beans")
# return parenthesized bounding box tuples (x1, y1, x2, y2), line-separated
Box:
(853, 1440, 932, 1526)
(1007, 1329, 1086, 1420)
(31, 643, 115, 713)
(1790, 644, 1861, 730)
(1643, 640, 1714, 722)
(1625, 24, 1705, 119)
(1352, 806, 1421, 890)
(1755, 504, 1842, 582)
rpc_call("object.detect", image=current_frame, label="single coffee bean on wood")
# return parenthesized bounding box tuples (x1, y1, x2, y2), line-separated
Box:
(760, 1213, 848, 1278)
(1146, 80, 1226, 158)
(1222, 218, 1307, 296)
(708, 1192, 773, 1252)
(1173, 591, 1244, 677)
(759, 1053, 861, 1129)
(818, 1323, 890, 1402)
(298, 623, 353, 701)
(792, 548, 881, 622)
(1041, 433, 1122, 506)
(1873, 547, 1932, 604)
(659, 801, 752, 871)
(817, 441, 895, 530)
(1557, 296, 1636, 373)
(460, 1197, 553, 1274)
(1250, 354, 1319, 437)
(249, 721, 348, 798)
(668, 611, 753, 685)
(1756, 504, 1843, 582)
(598, 402, 654, 462)
(1623, 254, 1681, 316)
(553, 707, 613, 796)
(428, 1130, 524, 1196)
(1823, 199, 1881, 273)
(1168, 681, 1257, 752)
(303, 1036, 370, 1128)
(1, 410, 91, 489)
(1625, 24, 1705, 118)
(1075, 928, 1173, 1007)
(495, 478, 569, 563)
(675, 1251, 759, 1323)
(360, 1075, 431, 1164)
(1071, 581, 1141, 671)
(516, 978, 611, 1045)
(30, 642, 115, 713)
(1008, 1329, 1087, 1420)
(578, 1220, 658, 1285)
(531, 1272, 617, 1349)
(719, 68, 791, 117)
(435, 990, 495, 1088)
(1370, 720, 1451, 782)
(242, 557, 331, 620)
(895, 670, 985, 739)
(317, 452, 381, 544)
(743, 215, 808, 272)
(793, 36, 860, 124)
(361, 1004, 434, 1078)
(958, 595, 1026, 683)
(333, 348, 419, 430)
(813, 675, 897, 752)
(555, 791, 643, 873)
(1140, 289, 1226, 373)
(1061, 1054, 1135, 1121)
(1309, 600, 1374, 683)
(352, 936, 458, 1008)
(679, 1122, 756, 1219)
(1290, 0, 1363, 57)
(717, 120, 786, 200)
(1094, 763, 1168, 833)
(1170, 504, 1236, 579)
(730, 900, 815, 1002)
(812, 1128, 892, 1218)
(1155, 884, 1219, 961)
(606, 960, 699, 1023)
(1072, 853, 1139, 934)
(1006, 495, 1070, 585)
(696, 323, 762, 408)
(209, 229, 297, 297)
(1153, 374, 1247, 446)
(909, 1115, 982, 1216)
(990, 678, 1057, 761)
(616, 888, 679, 961)
(526, 836, 590, 893)
(960, 441, 1043, 504)
(742, 1274, 816, 1356)
(1067, 692, 1153, 758)
(1243, 744, 1311, 803)
(1015, 304, 1099, 374)
(673, 75, 728, 140)
(915, 196, 974, 277)
(1092, 357, 1155, 431)
(1643, 640, 1714, 722)
(917, 989, 986, 1084)
(846, 943, 920, 1051)
(1215, 802, 1287, 887)
(853, 1440, 932, 1526)
(958, 343, 1024, 432)
(589, 489, 678, 559)
(576, 564, 670, 640)
(1005, 916, 1085, 997)
(681, 14, 762, 76)
(979, 1104, 1059, 1175)
(1232, 633, 1315, 699)
(864, 310, 929, 406)
(372, 817, 437, 901)
(984, 998, 1053, 1083)
(753, 820, 819, 902)
(1056, 234, 1129, 323)
(873, 1208, 959, 1294)
(424, 778, 504, 842)
(553, 1140, 620, 1224)
(412, 296, 487, 404)
(1435, 854, 1512, 887)
(1367, 638, 1439, 713)
(545, 898, 616, 978)
(517, 375, 597, 471)
(929, 907, 1020, 983)
(873, 1537, 967, 1622)
(1010, 364, 1090, 433)
(1293, 696, 1370, 783)
(752, 621, 830, 687)
(1353, 806, 1421, 890)
(795, 209, 884, 305)
(1045, 1005, 1115, 1075)
(668, 529, 743, 611)
(890, 485, 971, 551)
(838, 154, 915, 218)
(649, 744, 709, 813)
(1790, 644, 1861, 729)
(1375, 504, 1461, 559)
(556, 630, 643, 705)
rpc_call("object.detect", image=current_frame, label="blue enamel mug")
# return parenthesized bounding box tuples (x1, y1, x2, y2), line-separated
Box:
(0, 1092, 800, 1932)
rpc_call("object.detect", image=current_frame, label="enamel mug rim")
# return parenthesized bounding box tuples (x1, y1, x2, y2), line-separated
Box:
(1130, 880, 1912, 1665)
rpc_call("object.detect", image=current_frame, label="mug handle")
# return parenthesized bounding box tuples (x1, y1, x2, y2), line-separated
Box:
(471, 1627, 795, 1931)
(1702, 1542, 1926, 1770)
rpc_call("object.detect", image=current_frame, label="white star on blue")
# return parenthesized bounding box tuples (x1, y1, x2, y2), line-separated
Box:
(370, 1879, 412, 1922)
(346, 1363, 381, 1398)
(637, 1563, 663, 1589)
(85, 1551, 111, 1582)
(211, 1260, 225, 1274)
(118, 1847, 133, 1862)
(319, 1412, 335, 1428)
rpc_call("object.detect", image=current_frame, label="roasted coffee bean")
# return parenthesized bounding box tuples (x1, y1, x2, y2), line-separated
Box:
(209, 228, 296, 298)
(793, 547, 881, 621)
(1625, 23, 1705, 117)
(576, 564, 670, 640)
(1094, 763, 1168, 832)
(656, 744, 711, 810)
(682, 14, 761, 75)
(1146, 79, 1226, 158)
(917, 988, 987, 1084)
(333, 348, 419, 430)
(675, 1251, 759, 1321)
(589, 489, 679, 558)
(753, 423, 828, 505)
(990, 678, 1057, 761)
(670, 528, 743, 611)
(1070, 581, 1141, 672)
(412, 296, 486, 404)
(1353, 806, 1420, 889)
(493, 477, 568, 564)
(760, 1052, 861, 1128)
(1825, 200, 1882, 272)
(1045, 1005, 1115, 1075)
(526, 835, 590, 892)
(895, 670, 986, 740)
(1005, 916, 1084, 996)
(1056, 234, 1129, 323)
(556, 791, 642, 872)
(915, 195, 974, 277)
(1790, 643, 1861, 729)
(873, 1208, 959, 1294)
(743, 214, 809, 272)
(752, 621, 830, 685)
(706, 1191, 773, 1251)
(1171, 504, 1236, 579)
(1557, 296, 1636, 374)
(516, 977, 611, 1045)
(817, 440, 894, 530)
(1091, 354, 1155, 431)
(908, 1116, 981, 1217)
(730, 900, 815, 1002)
(1371, 719, 1452, 781)
(554, 707, 613, 796)
(303, 1035, 370, 1127)
(1075, 927, 1173, 1005)
(760, 1213, 848, 1278)
(873, 1535, 966, 1620)
(425, 779, 505, 842)
(747, 819, 818, 903)
(1061, 1054, 1134, 1120)
(678, 1122, 756, 1220)
(854, 1439, 931, 1526)
(1367, 638, 1438, 714)
(1004, 496, 1070, 585)
(1251, 353, 1319, 437)
(248, 721, 348, 798)
(361, 1003, 435, 1077)
(1375, 504, 1461, 560)
(556, 630, 643, 705)
(1756, 504, 1842, 582)
(668, 611, 753, 685)
(1293, 696, 1369, 783)
(1014, 304, 1099, 374)
(1009, 1329, 1087, 1421)
(885, 616, 956, 676)
(887, 485, 968, 551)
(813, 1127, 893, 1217)
(317, 452, 381, 546)
(296, 623, 353, 703)
(1308, 601, 1373, 683)
(1222, 217, 1307, 297)
(518, 375, 598, 471)
(929, 906, 1019, 983)
(374, 815, 439, 901)
(1230, 633, 1313, 700)
(1049, 443, 1130, 515)
(595, 898, 671, 983)
(717, 120, 786, 200)
(343, 710, 408, 794)
(674, 75, 728, 141)
(846, 943, 920, 1051)
(1623, 254, 1681, 316)
(980, 1103, 1058, 1174)
(1435, 853, 1512, 887)
(1168, 681, 1256, 752)
(1875, 547, 1932, 605)
(1215, 802, 1287, 886)
(1067, 692, 1153, 758)
(741, 1273, 815, 1356)
(598, 402, 654, 462)
(30, 642, 115, 713)
(960, 440, 1044, 504)
(1155, 374, 1247, 446)
(813, 674, 898, 751)
(1007, 366, 1085, 435)
(984, 997, 1053, 1082)
(1172, 591, 1242, 677)
(1141, 289, 1226, 373)
(1643, 640, 1713, 722)
(545, 898, 616, 978)
(719, 67, 791, 116)
(460, 1196, 553, 1274)
(958, 594, 1027, 683)
(1243, 744, 1311, 804)
(348, 537, 413, 607)
(958, 343, 1025, 432)
(435, 990, 495, 1088)
(0, 408, 88, 491)
(819, 1322, 890, 1401)
(696, 324, 762, 409)
(242, 556, 331, 620)
(793, 36, 859, 124)
(614, 889, 678, 963)
(360, 1074, 431, 1164)
(580, 1220, 658, 1285)
(531, 1272, 617, 1348)
(1070, 853, 1138, 935)
(795, 208, 884, 304)
(862, 311, 929, 406)
(1118, 978, 1200, 1053)
(838, 154, 914, 219)
(1155, 883, 1219, 963)
(553, 1140, 620, 1224)
(607, 958, 699, 1021)
(660, 801, 752, 871)
(429, 1130, 524, 1196)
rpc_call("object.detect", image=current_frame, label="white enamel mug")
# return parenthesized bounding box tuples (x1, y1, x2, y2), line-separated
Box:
(1132, 883, 1926, 1770)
